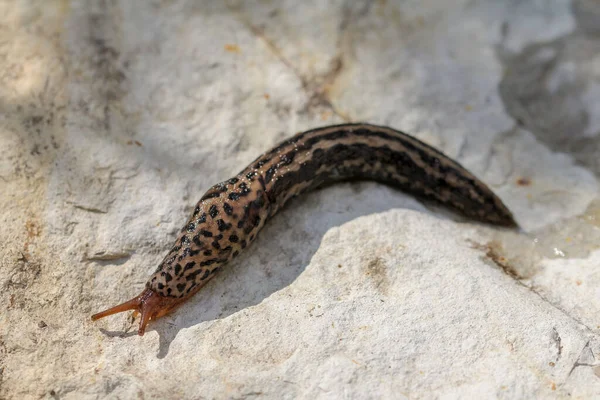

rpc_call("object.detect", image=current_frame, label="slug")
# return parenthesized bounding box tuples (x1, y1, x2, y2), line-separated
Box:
(92, 123, 516, 335)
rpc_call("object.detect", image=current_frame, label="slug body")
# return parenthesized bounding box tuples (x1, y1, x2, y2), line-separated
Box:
(92, 123, 516, 335)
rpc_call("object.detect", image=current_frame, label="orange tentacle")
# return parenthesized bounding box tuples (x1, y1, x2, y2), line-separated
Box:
(91, 288, 181, 336)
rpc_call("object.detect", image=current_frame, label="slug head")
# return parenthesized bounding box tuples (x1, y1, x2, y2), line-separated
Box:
(91, 288, 182, 336)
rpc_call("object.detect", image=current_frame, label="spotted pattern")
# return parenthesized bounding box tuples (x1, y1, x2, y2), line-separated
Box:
(147, 123, 516, 298)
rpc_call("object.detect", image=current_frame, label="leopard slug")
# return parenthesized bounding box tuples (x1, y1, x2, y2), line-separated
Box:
(92, 123, 516, 335)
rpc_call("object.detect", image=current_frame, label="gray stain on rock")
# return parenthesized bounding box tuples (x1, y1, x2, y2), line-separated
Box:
(497, 1, 600, 175)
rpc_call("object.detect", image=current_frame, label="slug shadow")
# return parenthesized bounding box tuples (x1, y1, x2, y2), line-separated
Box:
(99, 328, 138, 339)
(144, 181, 461, 358)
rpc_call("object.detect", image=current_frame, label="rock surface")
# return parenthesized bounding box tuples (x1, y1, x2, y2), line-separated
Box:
(1, 0, 600, 399)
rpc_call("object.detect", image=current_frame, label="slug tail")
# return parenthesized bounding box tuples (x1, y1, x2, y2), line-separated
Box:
(91, 288, 180, 336)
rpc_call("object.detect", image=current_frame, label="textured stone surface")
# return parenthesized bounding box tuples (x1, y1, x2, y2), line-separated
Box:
(1, 0, 600, 399)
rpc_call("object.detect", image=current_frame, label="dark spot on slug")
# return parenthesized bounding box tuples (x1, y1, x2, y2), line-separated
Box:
(178, 247, 191, 261)
(229, 192, 240, 201)
(177, 283, 186, 292)
(223, 202, 233, 215)
(212, 240, 221, 250)
(217, 219, 232, 231)
(197, 213, 207, 224)
(239, 182, 250, 194)
(246, 171, 257, 180)
(193, 234, 203, 247)
(202, 191, 221, 200)
(185, 268, 206, 282)
(280, 151, 295, 165)
(165, 273, 173, 282)
(174, 264, 182, 275)
(157, 283, 165, 290)
(203, 249, 212, 256)
(180, 235, 191, 247)
(265, 166, 276, 183)
(201, 269, 211, 280)
(254, 159, 268, 169)
(253, 196, 265, 208)
(228, 177, 239, 184)
(209, 205, 218, 218)
(229, 234, 239, 243)
(202, 183, 228, 201)
(200, 230, 213, 238)
(241, 239, 247, 249)
(185, 269, 202, 282)
(233, 250, 239, 257)
(257, 194, 267, 208)
(200, 259, 217, 266)
(184, 261, 196, 271)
